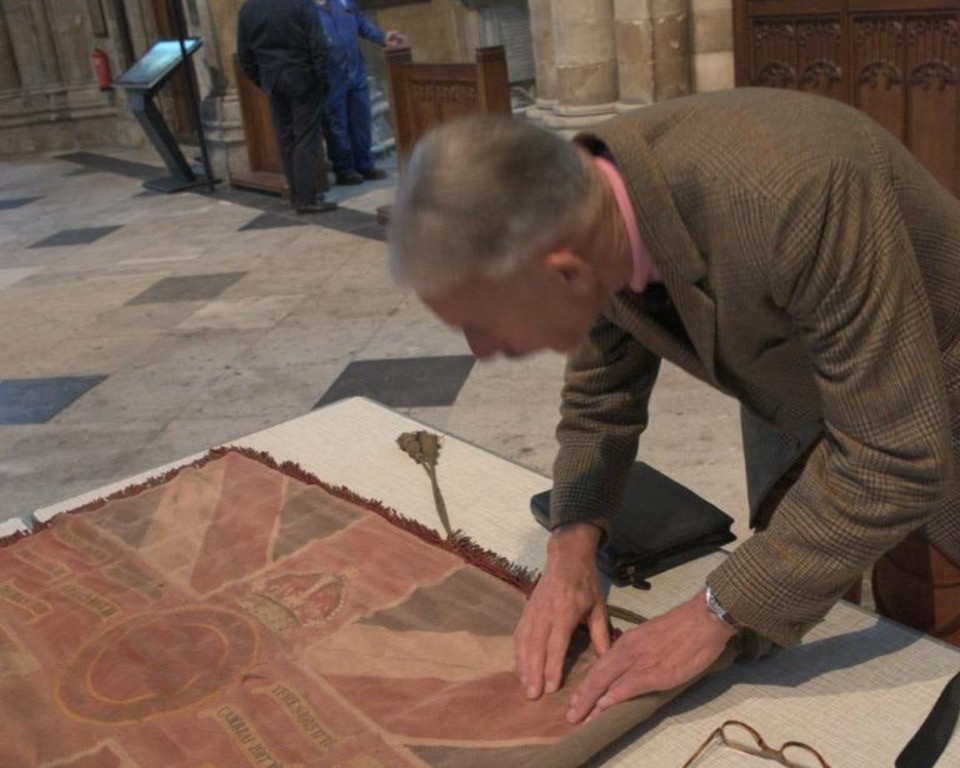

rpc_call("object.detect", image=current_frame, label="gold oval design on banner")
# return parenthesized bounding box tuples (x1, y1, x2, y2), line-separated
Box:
(58, 606, 259, 723)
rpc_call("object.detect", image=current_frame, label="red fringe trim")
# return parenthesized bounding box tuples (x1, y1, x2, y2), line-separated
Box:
(10, 446, 538, 595)
(0, 530, 30, 548)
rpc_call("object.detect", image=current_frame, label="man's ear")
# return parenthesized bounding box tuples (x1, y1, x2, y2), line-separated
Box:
(541, 249, 595, 295)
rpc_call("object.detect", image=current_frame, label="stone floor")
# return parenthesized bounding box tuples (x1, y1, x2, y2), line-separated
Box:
(0, 144, 748, 545)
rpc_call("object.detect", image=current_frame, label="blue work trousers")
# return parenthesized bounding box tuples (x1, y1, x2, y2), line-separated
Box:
(324, 72, 374, 177)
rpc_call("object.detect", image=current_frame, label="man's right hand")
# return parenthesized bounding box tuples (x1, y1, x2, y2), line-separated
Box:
(514, 522, 611, 699)
(384, 30, 408, 48)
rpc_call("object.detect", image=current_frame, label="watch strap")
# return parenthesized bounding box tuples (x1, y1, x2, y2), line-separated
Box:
(705, 585, 739, 628)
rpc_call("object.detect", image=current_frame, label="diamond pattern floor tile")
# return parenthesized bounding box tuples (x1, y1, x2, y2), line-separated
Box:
(125, 272, 248, 305)
(315, 356, 476, 409)
(0, 376, 107, 424)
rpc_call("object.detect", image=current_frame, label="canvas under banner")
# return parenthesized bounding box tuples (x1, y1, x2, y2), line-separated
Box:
(0, 448, 733, 768)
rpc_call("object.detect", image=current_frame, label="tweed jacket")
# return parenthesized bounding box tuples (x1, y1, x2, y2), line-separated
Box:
(550, 88, 960, 647)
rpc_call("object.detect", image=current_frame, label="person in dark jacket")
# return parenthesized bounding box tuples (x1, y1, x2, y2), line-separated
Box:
(315, 0, 406, 185)
(237, 0, 334, 213)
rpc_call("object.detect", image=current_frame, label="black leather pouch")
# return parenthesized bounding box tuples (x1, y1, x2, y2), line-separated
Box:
(531, 462, 736, 588)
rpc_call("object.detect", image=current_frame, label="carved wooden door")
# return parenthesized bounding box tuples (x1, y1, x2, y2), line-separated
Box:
(149, 0, 195, 142)
(733, 0, 959, 196)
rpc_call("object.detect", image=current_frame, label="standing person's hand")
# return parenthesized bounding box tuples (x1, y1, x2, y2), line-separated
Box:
(385, 30, 408, 48)
(514, 523, 611, 699)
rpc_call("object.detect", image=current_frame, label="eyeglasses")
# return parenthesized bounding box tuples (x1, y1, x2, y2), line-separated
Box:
(681, 720, 833, 768)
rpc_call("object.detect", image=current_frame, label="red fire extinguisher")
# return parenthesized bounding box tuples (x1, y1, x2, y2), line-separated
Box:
(92, 48, 113, 91)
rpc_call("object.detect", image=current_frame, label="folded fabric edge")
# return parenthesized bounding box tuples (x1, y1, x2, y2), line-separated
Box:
(1, 446, 539, 595)
(524, 639, 742, 768)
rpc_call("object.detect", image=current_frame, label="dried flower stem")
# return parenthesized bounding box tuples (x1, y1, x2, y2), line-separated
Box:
(397, 430, 453, 538)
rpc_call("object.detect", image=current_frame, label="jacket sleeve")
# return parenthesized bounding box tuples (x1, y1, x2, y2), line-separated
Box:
(707, 160, 954, 647)
(355, 8, 387, 46)
(550, 312, 662, 539)
(304, 1, 329, 89)
(236, 13, 259, 86)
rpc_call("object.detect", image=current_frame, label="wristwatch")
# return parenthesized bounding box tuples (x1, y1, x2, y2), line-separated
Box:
(705, 585, 740, 629)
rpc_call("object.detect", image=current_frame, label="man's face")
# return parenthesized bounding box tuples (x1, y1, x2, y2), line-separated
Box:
(420, 254, 606, 360)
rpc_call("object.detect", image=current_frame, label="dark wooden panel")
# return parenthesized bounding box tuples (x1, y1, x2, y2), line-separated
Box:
(747, 0, 842, 16)
(796, 18, 847, 100)
(379, 45, 511, 223)
(750, 19, 799, 88)
(149, 0, 194, 141)
(850, 0, 956, 12)
(853, 15, 907, 142)
(235, 61, 284, 177)
(905, 14, 959, 192)
(734, 0, 959, 196)
(386, 46, 511, 167)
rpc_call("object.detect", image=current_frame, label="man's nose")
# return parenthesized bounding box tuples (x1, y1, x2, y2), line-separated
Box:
(465, 330, 499, 360)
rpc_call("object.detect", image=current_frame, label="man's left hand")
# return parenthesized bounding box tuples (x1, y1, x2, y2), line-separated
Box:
(566, 589, 737, 723)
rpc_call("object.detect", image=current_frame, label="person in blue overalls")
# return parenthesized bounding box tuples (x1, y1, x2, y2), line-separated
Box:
(315, 0, 407, 185)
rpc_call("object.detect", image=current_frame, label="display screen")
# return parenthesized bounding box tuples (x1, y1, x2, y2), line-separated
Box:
(113, 38, 202, 90)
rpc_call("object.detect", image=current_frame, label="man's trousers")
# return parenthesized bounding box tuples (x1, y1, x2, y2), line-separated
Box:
(756, 436, 960, 646)
(268, 69, 326, 209)
(323, 71, 375, 177)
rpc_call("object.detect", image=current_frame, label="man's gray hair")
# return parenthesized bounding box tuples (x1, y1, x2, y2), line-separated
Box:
(388, 115, 594, 294)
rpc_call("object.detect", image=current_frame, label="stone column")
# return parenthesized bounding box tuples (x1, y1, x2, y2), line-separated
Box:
(547, 0, 618, 129)
(651, 0, 692, 100)
(47, 0, 97, 87)
(527, 0, 557, 116)
(691, 0, 734, 93)
(448, 0, 482, 63)
(614, 0, 655, 107)
(0, 4, 21, 91)
(0, 0, 62, 88)
(194, 0, 248, 180)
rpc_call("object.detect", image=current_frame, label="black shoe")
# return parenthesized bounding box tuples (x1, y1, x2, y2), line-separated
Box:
(335, 172, 364, 185)
(360, 168, 388, 181)
(295, 201, 338, 214)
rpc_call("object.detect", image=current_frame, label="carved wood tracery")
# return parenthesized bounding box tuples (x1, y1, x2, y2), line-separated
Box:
(734, 0, 959, 196)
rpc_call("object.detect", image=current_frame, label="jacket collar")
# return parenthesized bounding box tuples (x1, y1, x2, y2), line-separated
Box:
(577, 125, 719, 385)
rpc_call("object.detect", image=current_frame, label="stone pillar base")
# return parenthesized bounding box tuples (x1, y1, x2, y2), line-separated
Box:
(615, 100, 654, 113)
(201, 91, 250, 181)
(535, 105, 618, 132)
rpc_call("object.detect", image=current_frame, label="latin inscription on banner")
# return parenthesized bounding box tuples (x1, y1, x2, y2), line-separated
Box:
(266, 683, 338, 748)
(103, 564, 165, 601)
(0, 580, 51, 620)
(53, 523, 114, 565)
(60, 583, 120, 620)
(214, 705, 291, 768)
(13, 547, 70, 580)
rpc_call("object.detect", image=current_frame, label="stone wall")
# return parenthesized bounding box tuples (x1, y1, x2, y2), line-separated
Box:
(691, 0, 734, 93)
(372, 0, 469, 63)
(0, 0, 135, 156)
(0, 0, 737, 160)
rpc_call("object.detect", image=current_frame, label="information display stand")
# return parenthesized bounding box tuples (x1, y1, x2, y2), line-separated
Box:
(113, 39, 208, 193)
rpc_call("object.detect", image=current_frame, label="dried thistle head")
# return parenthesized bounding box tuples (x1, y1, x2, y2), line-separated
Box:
(397, 431, 441, 468)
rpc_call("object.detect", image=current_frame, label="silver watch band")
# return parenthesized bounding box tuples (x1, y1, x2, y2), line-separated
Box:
(705, 585, 739, 628)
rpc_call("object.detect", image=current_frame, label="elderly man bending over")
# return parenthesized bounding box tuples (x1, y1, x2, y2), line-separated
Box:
(387, 88, 960, 724)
